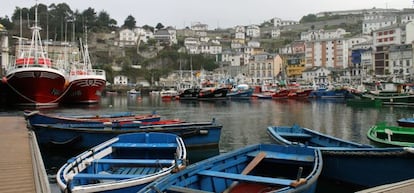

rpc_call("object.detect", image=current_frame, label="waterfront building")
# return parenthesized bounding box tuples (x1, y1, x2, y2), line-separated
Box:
(280, 41, 306, 80)
(247, 53, 282, 85)
(388, 44, 413, 81)
(350, 41, 374, 83)
(302, 66, 331, 84)
(305, 38, 348, 69)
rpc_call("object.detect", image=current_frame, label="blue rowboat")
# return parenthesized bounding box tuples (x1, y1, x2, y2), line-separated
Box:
(29, 118, 222, 149)
(57, 132, 187, 193)
(267, 124, 414, 187)
(267, 124, 373, 149)
(397, 117, 414, 127)
(138, 144, 322, 193)
(24, 110, 161, 126)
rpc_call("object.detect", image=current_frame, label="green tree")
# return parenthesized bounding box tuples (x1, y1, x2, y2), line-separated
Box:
(81, 7, 98, 31)
(0, 16, 13, 30)
(123, 15, 136, 29)
(300, 14, 317, 23)
(155, 22, 164, 30)
(142, 24, 154, 32)
(48, 3, 73, 41)
(96, 11, 117, 32)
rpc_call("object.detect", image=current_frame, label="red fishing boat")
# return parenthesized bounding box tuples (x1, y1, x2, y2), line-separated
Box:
(62, 37, 106, 104)
(3, 5, 67, 106)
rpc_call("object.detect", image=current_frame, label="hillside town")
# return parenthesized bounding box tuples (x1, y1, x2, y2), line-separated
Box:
(1, 7, 414, 90)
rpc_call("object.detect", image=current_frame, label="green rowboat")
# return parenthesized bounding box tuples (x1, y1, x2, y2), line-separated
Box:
(367, 122, 414, 147)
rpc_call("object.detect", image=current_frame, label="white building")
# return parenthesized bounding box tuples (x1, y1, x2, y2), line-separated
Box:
(191, 22, 208, 31)
(372, 24, 403, 47)
(153, 27, 177, 45)
(305, 38, 348, 69)
(234, 25, 246, 40)
(114, 75, 129, 85)
(388, 44, 413, 78)
(118, 28, 136, 47)
(406, 22, 414, 43)
(362, 13, 398, 34)
(133, 27, 154, 43)
(302, 67, 331, 84)
(301, 28, 347, 41)
(247, 40, 260, 48)
(271, 28, 281, 39)
(246, 25, 260, 38)
(272, 17, 299, 27)
(184, 37, 200, 54)
(222, 50, 244, 66)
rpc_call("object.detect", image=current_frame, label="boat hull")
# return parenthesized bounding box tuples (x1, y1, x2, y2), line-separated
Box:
(321, 147, 414, 187)
(24, 110, 161, 125)
(62, 78, 106, 104)
(227, 90, 253, 100)
(267, 125, 414, 187)
(29, 121, 222, 149)
(360, 93, 414, 106)
(397, 118, 414, 127)
(5, 68, 67, 106)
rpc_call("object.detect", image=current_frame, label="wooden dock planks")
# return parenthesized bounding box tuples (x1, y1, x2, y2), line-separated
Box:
(0, 116, 43, 193)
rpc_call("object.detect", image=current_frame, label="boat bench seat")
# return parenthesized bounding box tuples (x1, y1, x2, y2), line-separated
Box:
(279, 132, 312, 139)
(378, 129, 414, 135)
(197, 170, 292, 186)
(112, 142, 178, 149)
(247, 151, 314, 162)
(73, 173, 143, 180)
(94, 158, 175, 165)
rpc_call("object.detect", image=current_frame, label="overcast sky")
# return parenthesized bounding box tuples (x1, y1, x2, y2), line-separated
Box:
(1, 0, 413, 29)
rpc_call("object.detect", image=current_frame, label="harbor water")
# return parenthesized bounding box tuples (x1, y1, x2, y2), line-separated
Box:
(5, 94, 414, 193)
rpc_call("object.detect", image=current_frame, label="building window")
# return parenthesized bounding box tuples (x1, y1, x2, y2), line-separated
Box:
(378, 32, 383, 36)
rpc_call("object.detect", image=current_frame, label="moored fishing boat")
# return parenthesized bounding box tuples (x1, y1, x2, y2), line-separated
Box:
(62, 37, 106, 104)
(227, 84, 253, 100)
(367, 122, 414, 147)
(309, 88, 351, 98)
(272, 89, 290, 99)
(267, 124, 414, 187)
(138, 144, 322, 193)
(56, 132, 187, 193)
(28, 118, 222, 149)
(3, 4, 67, 106)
